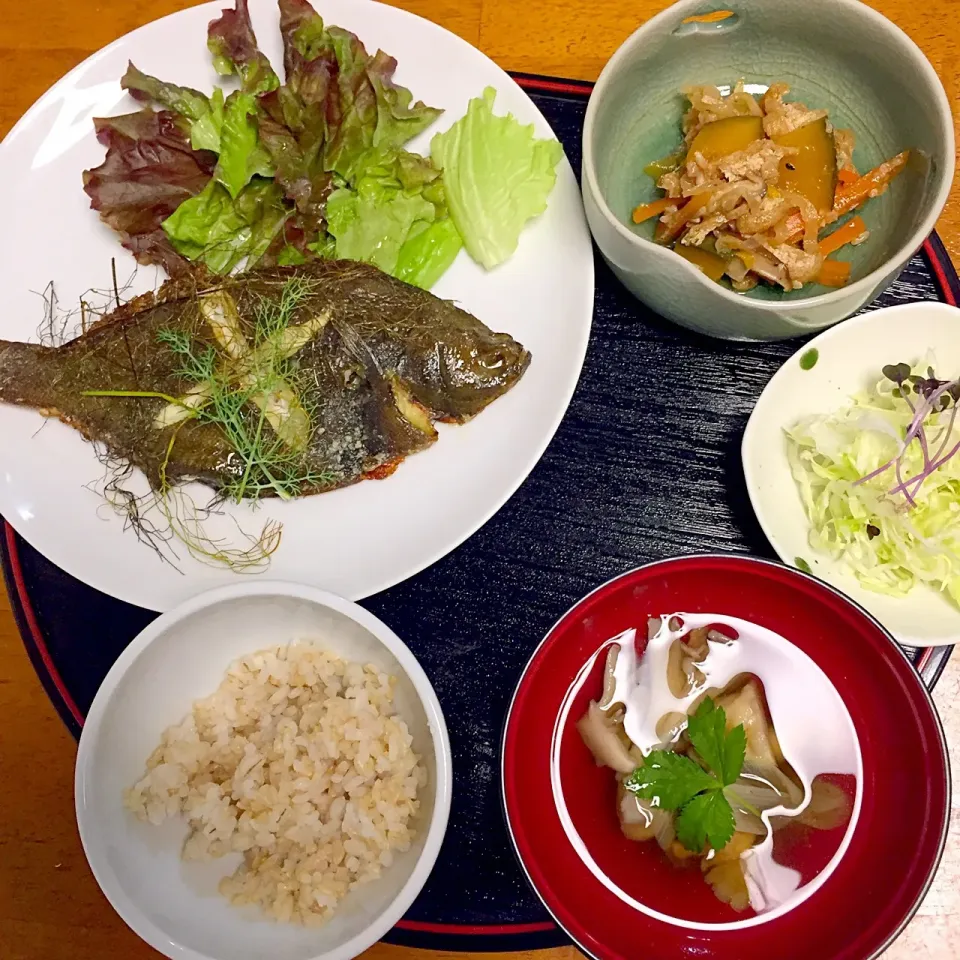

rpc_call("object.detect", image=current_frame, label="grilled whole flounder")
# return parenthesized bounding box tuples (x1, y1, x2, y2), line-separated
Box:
(0, 261, 530, 499)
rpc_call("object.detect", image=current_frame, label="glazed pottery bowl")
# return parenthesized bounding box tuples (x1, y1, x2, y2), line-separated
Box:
(581, 0, 954, 340)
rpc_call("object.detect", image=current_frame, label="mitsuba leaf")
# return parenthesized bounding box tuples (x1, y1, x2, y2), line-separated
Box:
(686, 698, 746, 787)
(624, 751, 719, 810)
(675, 790, 736, 853)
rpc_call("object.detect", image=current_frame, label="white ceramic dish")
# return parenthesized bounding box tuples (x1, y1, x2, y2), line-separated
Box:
(742, 301, 960, 646)
(0, 0, 593, 611)
(75, 581, 452, 960)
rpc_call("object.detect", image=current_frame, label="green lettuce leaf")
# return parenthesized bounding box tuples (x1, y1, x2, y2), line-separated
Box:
(322, 27, 379, 180)
(120, 62, 211, 121)
(162, 178, 288, 274)
(349, 147, 439, 191)
(214, 92, 275, 198)
(394, 218, 463, 289)
(276, 244, 308, 265)
(306, 234, 337, 259)
(94, 0, 452, 283)
(324, 150, 461, 286)
(279, 0, 329, 65)
(431, 86, 563, 269)
(321, 26, 442, 182)
(189, 87, 225, 153)
(325, 177, 435, 275)
(277, 0, 338, 115)
(207, 0, 280, 95)
(123, 63, 271, 202)
(257, 88, 332, 216)
(367, 49, 443, 153)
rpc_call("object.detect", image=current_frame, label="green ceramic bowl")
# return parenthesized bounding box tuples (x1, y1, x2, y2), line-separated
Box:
(581, 0, 954, 340)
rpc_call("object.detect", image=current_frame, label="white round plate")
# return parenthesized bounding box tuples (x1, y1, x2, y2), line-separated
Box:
(0, 0, 593, 611)
(742, 301, 960, 647)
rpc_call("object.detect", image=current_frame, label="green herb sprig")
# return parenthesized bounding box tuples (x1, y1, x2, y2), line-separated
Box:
(625, 697, 748, 853)
(80, 277, 334, 569)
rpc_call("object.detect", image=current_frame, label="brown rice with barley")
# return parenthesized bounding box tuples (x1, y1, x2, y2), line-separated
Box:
(124, 643, 425, 925)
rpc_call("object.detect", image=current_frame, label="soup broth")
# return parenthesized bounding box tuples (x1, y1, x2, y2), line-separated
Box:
(576, 614, 856, 915)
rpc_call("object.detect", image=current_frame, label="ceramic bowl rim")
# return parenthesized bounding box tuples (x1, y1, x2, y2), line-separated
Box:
(74, 579, 453, 960)
(580, 0, 956, 312)
(500, 553, 951, 960)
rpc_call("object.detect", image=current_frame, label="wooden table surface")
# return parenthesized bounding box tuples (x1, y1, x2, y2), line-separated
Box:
(1, 2, 958, 959)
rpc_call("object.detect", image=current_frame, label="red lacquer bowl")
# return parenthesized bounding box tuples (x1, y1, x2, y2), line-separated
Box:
(501, 555, 951, 960)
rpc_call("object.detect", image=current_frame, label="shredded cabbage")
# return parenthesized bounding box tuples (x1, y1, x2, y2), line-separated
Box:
(785, 365, 960, 606)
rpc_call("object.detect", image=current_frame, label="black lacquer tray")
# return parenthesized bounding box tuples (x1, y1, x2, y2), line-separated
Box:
(5, 74, 957, 953)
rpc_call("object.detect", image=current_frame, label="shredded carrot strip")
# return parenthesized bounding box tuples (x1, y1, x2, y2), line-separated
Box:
(837, 167, 859, 185)
(783, 151, 908, 244)
(681, 10, 735, 24)
(654, 191, 713, 243)
(818, 258, 852, 287)
(829, 150, 911, 223)
(780, 210, 807, 243)
(631, 197, 676, 224)
(819, 216, 867, 257)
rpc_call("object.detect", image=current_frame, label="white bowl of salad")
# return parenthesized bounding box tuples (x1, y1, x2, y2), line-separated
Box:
(742, 300, 960, 646)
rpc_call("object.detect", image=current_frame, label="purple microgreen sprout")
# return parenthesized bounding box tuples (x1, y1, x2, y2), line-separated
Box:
(852, 363, 960, 507)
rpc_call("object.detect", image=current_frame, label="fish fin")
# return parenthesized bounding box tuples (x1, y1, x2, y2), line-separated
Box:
(331, 318, 437, 439)
(330, 317, 384, 377)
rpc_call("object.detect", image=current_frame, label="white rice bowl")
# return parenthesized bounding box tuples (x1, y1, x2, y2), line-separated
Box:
(75, 582, 451, 960)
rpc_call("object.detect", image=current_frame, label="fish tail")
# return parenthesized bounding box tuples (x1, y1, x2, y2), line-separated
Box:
(0, 341, 55, 406)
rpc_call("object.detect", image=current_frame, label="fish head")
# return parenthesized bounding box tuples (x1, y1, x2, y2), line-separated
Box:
(434, 325, 531, 419)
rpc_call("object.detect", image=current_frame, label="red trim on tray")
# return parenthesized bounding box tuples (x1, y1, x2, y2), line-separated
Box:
(924, 237, 958, 306)
(513, 75, 594, 96)
(5, 520, 84, 728)
(396, 919, 556, 934)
